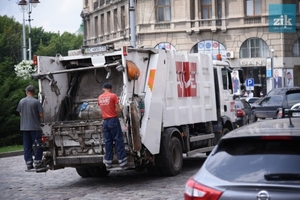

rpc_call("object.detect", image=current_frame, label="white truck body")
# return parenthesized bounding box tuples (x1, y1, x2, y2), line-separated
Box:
(34, 46, 242, 176)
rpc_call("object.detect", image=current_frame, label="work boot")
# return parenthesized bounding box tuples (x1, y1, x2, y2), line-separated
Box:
(34, 160, 46, 169)
(27, 164, 34, 170)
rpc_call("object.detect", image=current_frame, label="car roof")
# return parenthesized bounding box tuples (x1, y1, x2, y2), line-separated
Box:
(267, 86, 300, 96)
(222, 118, 300, 139)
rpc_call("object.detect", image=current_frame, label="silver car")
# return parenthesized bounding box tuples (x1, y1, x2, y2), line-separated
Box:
(184, 110, 300, 200)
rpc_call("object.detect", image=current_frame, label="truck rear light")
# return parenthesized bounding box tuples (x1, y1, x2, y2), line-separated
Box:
(184, 178, 222, 200)
(123, 46, 128, 56)
(236, 109, 244, 117)
(33, 55, 38, 66)
(41, 136, 49, 143)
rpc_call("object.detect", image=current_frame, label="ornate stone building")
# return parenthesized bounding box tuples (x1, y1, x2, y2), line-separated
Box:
(81, 0, 300, 95)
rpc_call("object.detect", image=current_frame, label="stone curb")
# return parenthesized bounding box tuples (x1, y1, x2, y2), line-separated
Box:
(0, 151, 23, 158)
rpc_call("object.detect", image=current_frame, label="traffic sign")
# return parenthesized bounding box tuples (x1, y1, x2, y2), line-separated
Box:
(246, 78, 254, 90)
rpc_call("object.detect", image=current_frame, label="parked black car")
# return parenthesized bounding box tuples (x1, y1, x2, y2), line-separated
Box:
(184, 110, 300, 200)
(234, 98, 257, 127)
(252, 88, 300, 119)
(266, 86, 300, 96)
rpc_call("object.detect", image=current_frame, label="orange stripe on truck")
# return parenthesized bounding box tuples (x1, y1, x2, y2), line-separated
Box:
(148, 69, 156, 91)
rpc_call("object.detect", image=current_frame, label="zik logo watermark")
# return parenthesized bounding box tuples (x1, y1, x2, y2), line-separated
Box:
(273, 15, 292, 27)
(269, 4, 296, 33)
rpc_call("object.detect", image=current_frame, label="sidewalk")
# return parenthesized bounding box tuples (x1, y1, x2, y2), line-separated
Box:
(0, 151, 23, 158)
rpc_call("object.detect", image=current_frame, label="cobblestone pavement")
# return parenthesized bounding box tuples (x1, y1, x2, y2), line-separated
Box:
(0, 155, 206, 200)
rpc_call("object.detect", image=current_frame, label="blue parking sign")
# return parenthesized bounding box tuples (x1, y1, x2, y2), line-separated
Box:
(246, 78, 254, 87)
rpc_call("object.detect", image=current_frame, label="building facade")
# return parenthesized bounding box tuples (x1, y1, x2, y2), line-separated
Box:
(81, 0, 300, 96)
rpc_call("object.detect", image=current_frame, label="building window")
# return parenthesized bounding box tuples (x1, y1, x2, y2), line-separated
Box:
(94, 16, 98, 38)
(217, 0, 222, 18)
(113, 9, 118, 32)
(121, 6, 126, 30)
(106, 0, 111, 4)
(156, 0, 171, 22)
(155, 42, 176, 51)
(100, 0, 104, 7)
(107, 11, 111, 33)
(292, 38, 300, 57)
(246, 0, 261, 16)
(240, 38, 269, 58)
(100, 14, 104, 35)
(190, 0, 195, 20)
(201, 0, 212, 19)
(191, 40, 226, 60)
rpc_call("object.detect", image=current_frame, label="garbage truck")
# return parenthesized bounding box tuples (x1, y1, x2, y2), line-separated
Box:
(32, 45, 244, 177)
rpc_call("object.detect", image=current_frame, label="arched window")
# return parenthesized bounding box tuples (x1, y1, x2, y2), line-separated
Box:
(190, 40, 226, 60)
(292, 38, 300, 57)
(240, 38, 269, 58)
(155, 42, 176, 51)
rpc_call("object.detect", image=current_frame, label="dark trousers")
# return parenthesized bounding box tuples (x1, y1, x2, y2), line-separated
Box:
(23, 131, 43, 165)
(103, 117, 127, 165)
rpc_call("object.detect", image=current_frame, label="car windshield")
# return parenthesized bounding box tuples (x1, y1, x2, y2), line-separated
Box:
(206, 137, 300, 183)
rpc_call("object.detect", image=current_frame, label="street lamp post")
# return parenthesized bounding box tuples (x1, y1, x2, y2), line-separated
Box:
(18, 0, 40, 61)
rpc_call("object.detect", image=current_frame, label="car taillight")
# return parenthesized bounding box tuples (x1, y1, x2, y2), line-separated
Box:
(184, 178, 222, 200)
(236, 109, 244, 117)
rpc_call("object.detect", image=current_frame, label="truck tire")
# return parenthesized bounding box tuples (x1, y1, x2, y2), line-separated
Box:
(223, 128, 230, 135)
(75, 167, 91, 178)
(87, 166, 110, 177)
(160, 136, 183, 176)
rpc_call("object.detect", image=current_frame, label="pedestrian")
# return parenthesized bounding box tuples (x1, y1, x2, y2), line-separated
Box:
(16, 85, 44, 170)
(97, 83, 127, 168)
(248, 90, 254, 97)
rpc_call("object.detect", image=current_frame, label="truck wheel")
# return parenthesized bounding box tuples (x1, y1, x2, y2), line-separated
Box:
(87, 166, 110, 177)
(160, 136, 183, 176)
(75, 167, 91, 178)
(223, 128, 230, 135)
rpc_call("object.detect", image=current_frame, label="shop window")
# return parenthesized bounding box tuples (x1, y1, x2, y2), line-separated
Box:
(240, 38, 269, 58)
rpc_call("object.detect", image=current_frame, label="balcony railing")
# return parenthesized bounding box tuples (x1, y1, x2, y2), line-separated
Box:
(244, 16, 261, 24)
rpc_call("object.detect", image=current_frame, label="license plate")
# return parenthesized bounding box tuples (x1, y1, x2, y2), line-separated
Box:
(292, 112, 300, 117)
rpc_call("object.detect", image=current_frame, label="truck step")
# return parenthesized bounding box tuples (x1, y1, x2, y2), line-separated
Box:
(107, 162, 135, 171)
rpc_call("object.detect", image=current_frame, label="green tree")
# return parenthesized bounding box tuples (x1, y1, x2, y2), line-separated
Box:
(0, 15, 83, 146)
